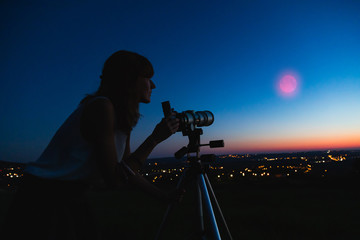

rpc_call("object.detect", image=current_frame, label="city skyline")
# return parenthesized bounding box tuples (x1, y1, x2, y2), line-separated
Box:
(1, 0, 360, 162)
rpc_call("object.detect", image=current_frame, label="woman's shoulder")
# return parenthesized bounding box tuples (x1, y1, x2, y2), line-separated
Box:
(80, 96, 116, 138)
(82, 96, 114, 113)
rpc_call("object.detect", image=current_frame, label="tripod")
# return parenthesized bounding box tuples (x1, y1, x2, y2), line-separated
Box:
(155, 127, 233, 240)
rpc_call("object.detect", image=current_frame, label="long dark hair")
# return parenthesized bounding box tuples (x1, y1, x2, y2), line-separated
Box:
(81, 50, 154, 133)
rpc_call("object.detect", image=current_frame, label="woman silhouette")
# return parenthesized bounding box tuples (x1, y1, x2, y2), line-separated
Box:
(5, 50, 180, 239)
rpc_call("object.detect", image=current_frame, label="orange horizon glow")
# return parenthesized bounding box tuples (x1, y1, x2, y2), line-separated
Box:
(220, 134, 360, 154)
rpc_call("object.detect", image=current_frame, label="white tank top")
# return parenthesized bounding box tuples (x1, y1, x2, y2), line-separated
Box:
(25, 97, 127, 181)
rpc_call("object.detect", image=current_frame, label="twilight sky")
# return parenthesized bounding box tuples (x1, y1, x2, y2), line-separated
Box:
(1, 0, 360, 162)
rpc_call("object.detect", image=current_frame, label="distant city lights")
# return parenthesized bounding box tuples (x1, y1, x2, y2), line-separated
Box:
(0, 150, 359, 189)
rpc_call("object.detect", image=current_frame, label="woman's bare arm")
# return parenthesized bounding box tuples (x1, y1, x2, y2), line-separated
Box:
(80, 98, 175, 201)
(125, 114, 179, 171)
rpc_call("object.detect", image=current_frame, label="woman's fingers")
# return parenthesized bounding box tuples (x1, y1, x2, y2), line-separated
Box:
(168, 118, 180, 133)
(152, 116, 180, 144)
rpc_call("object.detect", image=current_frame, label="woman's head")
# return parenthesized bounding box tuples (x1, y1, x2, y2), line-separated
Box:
(83, 50, 155, 132)
(100, 50, 155, 102)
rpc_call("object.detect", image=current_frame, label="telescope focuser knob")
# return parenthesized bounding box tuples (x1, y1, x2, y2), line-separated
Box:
(209, 140, 224, 148)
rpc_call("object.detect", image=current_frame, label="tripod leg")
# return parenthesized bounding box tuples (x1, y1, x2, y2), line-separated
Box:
(198, 174, 221, 240)
(155, 168, 190, 240)
(197, 182, 204, 233)
(204, 173, 233, 240)
(155, 204, 173, 240)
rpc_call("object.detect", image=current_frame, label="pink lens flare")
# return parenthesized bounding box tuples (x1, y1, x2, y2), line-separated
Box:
(280, 75, 297, 93)
(276, 71, 301, 98)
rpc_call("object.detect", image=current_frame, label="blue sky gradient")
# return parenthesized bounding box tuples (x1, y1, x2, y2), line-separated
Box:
(1, 0, 360, 162)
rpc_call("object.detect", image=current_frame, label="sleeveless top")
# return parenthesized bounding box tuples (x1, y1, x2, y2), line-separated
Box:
(25, 97, 127, 181)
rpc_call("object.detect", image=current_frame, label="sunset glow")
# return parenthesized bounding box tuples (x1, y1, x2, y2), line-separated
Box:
(223, 134, 360, 154)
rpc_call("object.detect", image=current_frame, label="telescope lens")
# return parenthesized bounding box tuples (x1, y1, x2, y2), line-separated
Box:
(195, 111, 214, 126)
(182, 112, 194, 125)
(176, 110, 214, 131)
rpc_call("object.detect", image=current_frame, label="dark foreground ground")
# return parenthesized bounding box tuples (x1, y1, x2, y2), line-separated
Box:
(1, 178, 360, 240)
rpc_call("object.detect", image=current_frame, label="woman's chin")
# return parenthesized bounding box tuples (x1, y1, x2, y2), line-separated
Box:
(140, 98, 151, 104)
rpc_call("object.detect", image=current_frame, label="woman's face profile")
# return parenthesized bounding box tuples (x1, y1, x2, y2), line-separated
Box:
(137, 77, 156, 103)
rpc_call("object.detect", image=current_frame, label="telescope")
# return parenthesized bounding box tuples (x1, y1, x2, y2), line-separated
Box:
(162, 101, 223, 158)
(162, 101, 215, 135)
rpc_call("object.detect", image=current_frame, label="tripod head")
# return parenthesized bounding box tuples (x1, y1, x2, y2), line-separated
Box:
(162, 101, 224, 159)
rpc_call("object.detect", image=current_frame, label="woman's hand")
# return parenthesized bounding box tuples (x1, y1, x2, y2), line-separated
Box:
(151, 113, 180, 144)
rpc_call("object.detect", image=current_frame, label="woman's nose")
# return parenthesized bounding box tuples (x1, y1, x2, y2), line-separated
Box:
(150, 80, 156, 89)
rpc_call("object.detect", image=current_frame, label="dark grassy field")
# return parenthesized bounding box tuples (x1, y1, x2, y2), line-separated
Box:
(1, 178, 360, 240)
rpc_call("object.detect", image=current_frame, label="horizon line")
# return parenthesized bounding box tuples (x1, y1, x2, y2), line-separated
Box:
(149, 147, 360, 159)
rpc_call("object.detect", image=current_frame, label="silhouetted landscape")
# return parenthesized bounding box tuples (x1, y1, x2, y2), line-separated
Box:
(1, 150, 360, 239)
